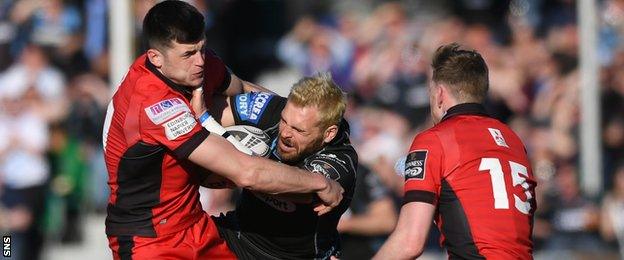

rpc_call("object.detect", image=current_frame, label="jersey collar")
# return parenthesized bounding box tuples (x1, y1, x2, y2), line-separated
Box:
(440, 103, 489, 122)
(145, 56, 194, 100)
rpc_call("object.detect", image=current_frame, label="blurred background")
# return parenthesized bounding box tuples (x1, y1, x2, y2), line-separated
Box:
(0, 0, 622, 259)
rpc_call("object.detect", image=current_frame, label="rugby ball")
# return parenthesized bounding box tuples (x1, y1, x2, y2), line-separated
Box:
(225, 125, 271, 157)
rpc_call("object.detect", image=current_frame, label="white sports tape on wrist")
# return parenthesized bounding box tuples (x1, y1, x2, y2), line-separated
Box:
(199, 111, 253, 155)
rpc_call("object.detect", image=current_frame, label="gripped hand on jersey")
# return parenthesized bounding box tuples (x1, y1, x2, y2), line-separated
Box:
(191, 87, 207, 117)
(314, 178, 344, 216)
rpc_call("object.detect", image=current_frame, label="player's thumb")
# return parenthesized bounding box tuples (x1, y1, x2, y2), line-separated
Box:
(191, 87, 206, 115)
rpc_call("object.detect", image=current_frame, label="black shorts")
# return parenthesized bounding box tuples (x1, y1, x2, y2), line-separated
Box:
(213, 211, 340, 260)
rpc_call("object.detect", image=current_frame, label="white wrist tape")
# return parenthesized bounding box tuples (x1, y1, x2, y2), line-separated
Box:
(198, 111, 253, 155)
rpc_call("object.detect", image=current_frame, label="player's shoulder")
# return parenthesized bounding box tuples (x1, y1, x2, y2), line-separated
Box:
(315, 148, 357, 167)
(322, 124, 358, 169)
(233, 91, 283, 106)
(133, 79, 179, 109)
(233, 92, 285, 125)
(484, 119, 527, 152)
(410, 127, 443, 149)
(113, 67, 165, 105)
(131, 76, 190, 125)
(467, 116, 523, 143)
(303, 149, 357, 181)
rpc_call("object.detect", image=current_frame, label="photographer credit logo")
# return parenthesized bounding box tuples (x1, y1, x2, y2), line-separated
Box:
(2, 236, 9, 257)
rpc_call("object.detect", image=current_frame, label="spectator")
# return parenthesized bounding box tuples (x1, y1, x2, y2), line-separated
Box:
(0, 89, 50, 260)
(338, 164, 397, 260)
(600, 163, 624, 256)
(277, 16, 354, 89)
(542, 164, 602, 252)
(64, 73, 109, 212)
(0, 43, 67, 122)
(48, 122, 86, 244)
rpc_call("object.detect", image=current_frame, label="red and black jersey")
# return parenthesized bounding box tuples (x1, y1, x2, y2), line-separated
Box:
(102, 53, 228, 237)
(403, 103, 536, 259)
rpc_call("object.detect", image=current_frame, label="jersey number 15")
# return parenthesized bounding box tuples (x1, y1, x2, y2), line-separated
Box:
(479, 158, 533, 215)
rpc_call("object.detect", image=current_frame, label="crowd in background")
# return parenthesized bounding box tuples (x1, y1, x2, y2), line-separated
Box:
(0, 0, 622, 259)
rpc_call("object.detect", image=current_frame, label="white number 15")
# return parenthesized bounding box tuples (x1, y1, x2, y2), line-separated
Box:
(479, 158, 533, 214)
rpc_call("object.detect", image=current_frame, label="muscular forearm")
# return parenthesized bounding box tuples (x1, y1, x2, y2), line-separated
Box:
(373, 202, 434, 259)
(374, 231, 421, 260)
(243, 157, 328, 194)
(188, 135, 341, 212)
(200, 173, 236, 189)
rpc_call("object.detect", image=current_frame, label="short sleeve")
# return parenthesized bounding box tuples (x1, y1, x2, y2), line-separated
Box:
(229, 92, 287, 130)
(403, 131, 443, 205)
(139, 94, 208, 159)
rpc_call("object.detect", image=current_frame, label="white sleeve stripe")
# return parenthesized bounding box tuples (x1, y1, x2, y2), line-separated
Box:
(102, 100, 115, 152)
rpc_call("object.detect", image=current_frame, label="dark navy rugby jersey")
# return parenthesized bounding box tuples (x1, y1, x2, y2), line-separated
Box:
(215, 92, 357, 259)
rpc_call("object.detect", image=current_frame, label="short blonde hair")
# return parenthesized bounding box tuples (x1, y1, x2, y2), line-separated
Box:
(288, 72, 346, 130)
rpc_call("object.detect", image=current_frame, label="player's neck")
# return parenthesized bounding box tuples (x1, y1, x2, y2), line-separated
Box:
(441, 99, 458, 115)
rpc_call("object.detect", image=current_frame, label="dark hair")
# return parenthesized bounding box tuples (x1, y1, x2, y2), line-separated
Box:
(431, 43, 489, 103)
(142, 0, 205, 50)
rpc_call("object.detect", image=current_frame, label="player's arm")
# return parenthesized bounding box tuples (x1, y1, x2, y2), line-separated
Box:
(374, 131, 443, 259)
(373, 202, 435, 259)
(274, 151, 356, 204)
(201, 47, 274, 99)
(338, 197, 397, 236)
(207, 93, 236, 127)
(339, 167, 397, 235)
(192, 87, 285, 130)
(222, 74, 275, 96)
(198, 173, 236, 189)
(140, 89, 340, 214)
(191, 88, 234, 127)
(187, 133, 343, 215)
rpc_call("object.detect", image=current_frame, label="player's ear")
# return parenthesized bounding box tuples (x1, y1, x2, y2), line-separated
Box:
(436, 83, 446, 109)
(147, 48, 164, 68)
(322, 124, 338, 144)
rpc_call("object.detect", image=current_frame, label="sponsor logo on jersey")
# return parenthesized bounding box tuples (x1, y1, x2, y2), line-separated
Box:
(253, 193, 296, 212)
(306, 160, 340, 180)
(145, 98, 189, 125)
(405, 150, 427, 180)
(235, 94, 250, 120)
(317, 153, 347, 165)
(164, 112, 196, 140)
(488, 128, 509, 148)
(248, 92, 273, 123)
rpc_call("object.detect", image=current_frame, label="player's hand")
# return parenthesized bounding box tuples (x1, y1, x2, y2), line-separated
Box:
(191, 87, 206, 117)
(314, 179, 344, 216)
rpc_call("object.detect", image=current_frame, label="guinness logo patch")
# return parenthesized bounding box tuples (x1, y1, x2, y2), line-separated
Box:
(405, 150, 427, 180)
